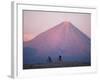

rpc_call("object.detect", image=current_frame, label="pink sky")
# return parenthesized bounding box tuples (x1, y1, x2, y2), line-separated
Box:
(23, 10, 91, 41)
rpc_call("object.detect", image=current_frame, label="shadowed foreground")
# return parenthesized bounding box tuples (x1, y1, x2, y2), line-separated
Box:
(23, 62, 90, 69)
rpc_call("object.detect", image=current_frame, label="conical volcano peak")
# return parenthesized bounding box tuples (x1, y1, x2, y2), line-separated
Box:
(61, 21, 70, 24)
(56, 21, 73, 29)
(23, 20, 90, 66)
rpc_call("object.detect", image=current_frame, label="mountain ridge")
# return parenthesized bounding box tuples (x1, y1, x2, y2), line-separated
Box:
(23, 21, 90, 65)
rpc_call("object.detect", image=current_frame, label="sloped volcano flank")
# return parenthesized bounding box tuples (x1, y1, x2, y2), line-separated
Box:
(23, 21, 91, 69)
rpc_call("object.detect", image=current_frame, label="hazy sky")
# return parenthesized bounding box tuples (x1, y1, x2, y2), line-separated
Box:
(23, 10, 91, 41)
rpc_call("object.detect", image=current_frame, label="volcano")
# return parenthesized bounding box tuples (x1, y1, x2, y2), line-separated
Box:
(23, 21, 91, 69)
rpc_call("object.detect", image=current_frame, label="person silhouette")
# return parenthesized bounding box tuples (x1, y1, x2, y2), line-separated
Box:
(59, 55, 62, 62)
(48, 56, 52, 63)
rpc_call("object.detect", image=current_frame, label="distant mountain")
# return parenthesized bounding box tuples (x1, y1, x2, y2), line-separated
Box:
(23, 21, 91, 66)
